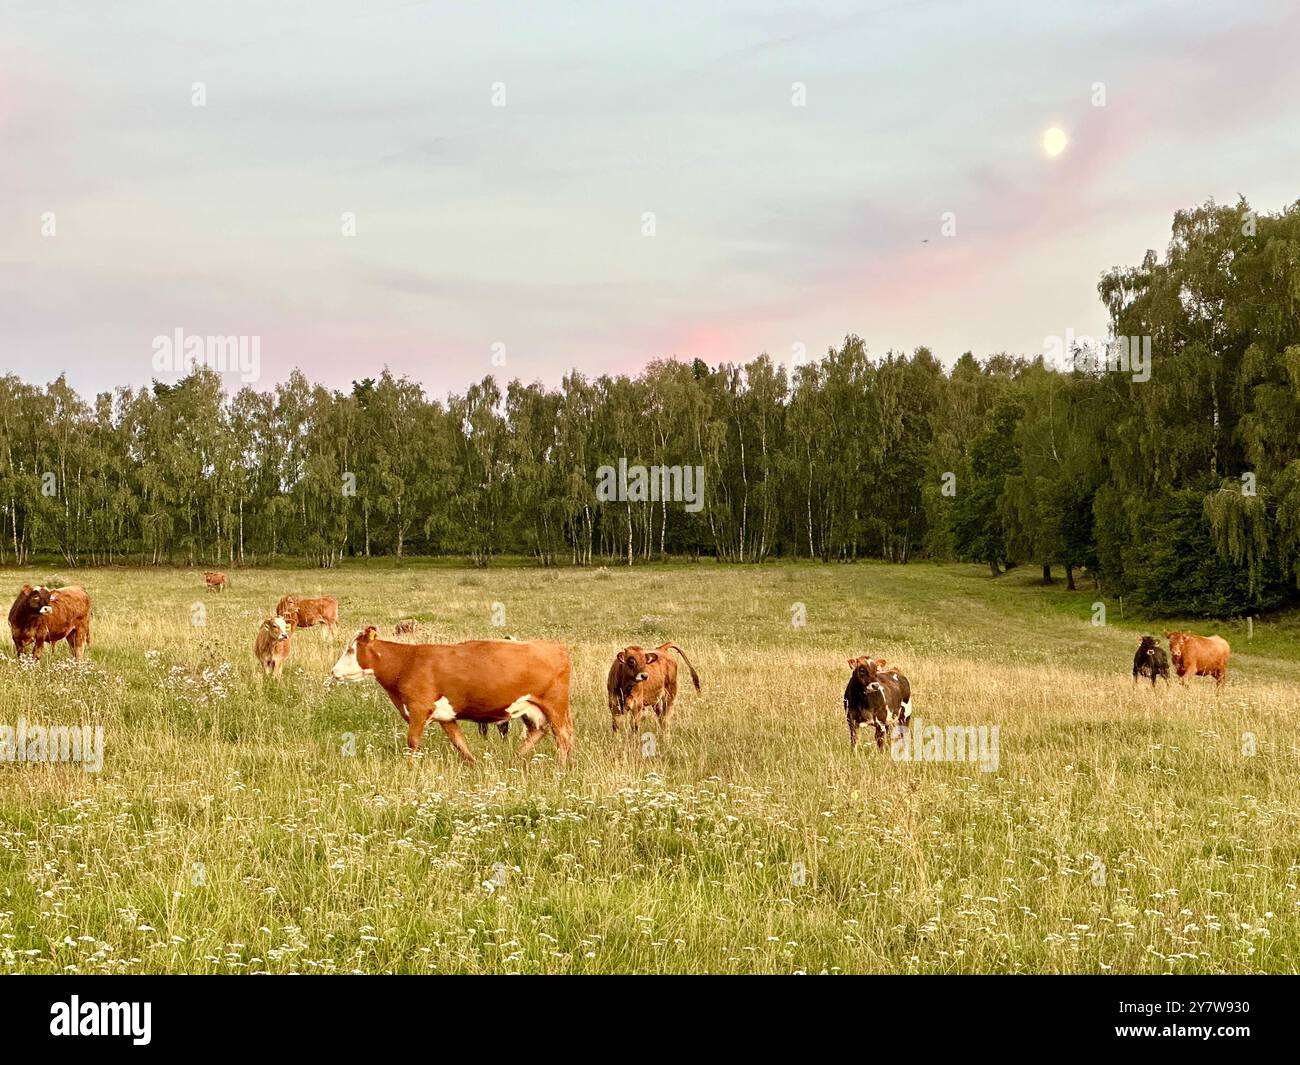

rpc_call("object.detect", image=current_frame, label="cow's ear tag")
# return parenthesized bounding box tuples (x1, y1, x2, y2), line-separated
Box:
(363, 626, 378, 642)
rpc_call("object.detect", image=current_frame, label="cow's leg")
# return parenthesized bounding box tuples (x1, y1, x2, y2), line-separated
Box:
(514, 718, 549, 760)
(497, 721, 510, 739)
(477, 722, 489, 738)
(848, 714, 858, 750)
(404, 705, 432, 757)
(549, 712, 574, 766)
(435, 719, 477, 765)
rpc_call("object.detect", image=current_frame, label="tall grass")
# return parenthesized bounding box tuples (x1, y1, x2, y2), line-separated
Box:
(0, 562, 1293, 973)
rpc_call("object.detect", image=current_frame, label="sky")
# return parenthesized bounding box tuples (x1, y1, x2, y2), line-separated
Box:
(3, 0, 1299, 400)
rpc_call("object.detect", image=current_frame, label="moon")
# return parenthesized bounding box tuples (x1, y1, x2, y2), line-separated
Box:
(1043, 127, 1068, 157)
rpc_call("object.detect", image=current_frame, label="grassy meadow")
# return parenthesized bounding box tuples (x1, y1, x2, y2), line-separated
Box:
(0, 560, 1296, 974)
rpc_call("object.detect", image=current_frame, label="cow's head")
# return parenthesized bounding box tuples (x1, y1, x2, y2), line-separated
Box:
(849, 655, 887, 684)
(330, 626, 379, 682)
(16, 585, 54, 616)
(616, 646, 657, 686)
(263, 616, 292, 642)
(279, 595, 298, 616)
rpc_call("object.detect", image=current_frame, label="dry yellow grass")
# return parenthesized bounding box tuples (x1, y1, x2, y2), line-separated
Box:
(0, 561, 1295, 973)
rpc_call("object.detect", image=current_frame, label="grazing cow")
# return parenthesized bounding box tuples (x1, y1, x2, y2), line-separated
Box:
(606, 642, 702, 735)
(1132, 635, 1170, 686)
(394, 618, 418, 635)
(1164, 631, 1231, 688)
(254, 615, 293, 679)
(329, 628, 573, 765)
(8, 584, 92, 661)
(844, 656, 912, 750)
(276, 594, 338, 635)
(204, 571, 229, 593)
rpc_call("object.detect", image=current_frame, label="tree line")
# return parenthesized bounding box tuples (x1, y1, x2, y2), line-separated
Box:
(2, 199, 1298, 617)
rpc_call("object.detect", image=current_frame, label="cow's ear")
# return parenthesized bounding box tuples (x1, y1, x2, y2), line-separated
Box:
(875, 659, 887, 668)
(645, 652, 658, 663)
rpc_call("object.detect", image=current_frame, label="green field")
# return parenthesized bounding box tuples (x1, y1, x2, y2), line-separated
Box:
(0, 561, 1295, 974)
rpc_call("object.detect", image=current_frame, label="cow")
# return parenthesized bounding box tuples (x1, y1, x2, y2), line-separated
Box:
(844, 656, 912, 750)
(1132, 635, 1170, 686)
(328, 627, 573, 765)
(276, 595, 338, 635)
(394, 618, 418, 635)
(1164, 631, 1231, 688)
(254, 615, 293, 679)
(606, 642, 702, 735)
(8, 584, 92, 661)
(204, 571, 229, 593)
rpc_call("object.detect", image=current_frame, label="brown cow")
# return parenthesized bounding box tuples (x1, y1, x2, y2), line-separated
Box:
(844, 656, 912, 749)
(394, 618, 418, 635)
(254, 615, 293, 679)
(8, 584, 92, 661)
(276, 595, 338, 635)
(1164, 631, 1231, 688)
(606, 642, 701, 735)
(328, 627, 573, 765)
(204, 571, 229, 593)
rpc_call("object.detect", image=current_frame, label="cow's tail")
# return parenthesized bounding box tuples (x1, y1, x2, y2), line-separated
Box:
(664, 643, 701, 690)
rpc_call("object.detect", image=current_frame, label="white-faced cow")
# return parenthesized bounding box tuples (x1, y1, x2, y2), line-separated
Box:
(329, 627, 573, 765)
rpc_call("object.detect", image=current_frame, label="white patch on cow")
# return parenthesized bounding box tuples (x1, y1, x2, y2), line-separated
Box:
(503, 693, 546, 729)
(270, 616, 290, 639)
(432, 696, 457, 722)
(329, 641, 373, 682)
(900, 698, 912, 723)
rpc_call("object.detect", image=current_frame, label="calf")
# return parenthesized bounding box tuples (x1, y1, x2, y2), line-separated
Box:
(1164, 631, 1230, 688)
(1132, 635, 1170, 686)
(844, 656, 912, 750)
(276, 594, 338, 635)
(8, 584, 92, 661)
(329, 628, 573, 765)
(254, 615, 293, 679)
(204, 571, 229, 593)
(606, 642, 702, 735)
(394, 618, 418, 636)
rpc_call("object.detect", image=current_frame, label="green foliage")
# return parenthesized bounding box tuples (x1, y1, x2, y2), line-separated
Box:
(4, 198, 1300, 617)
